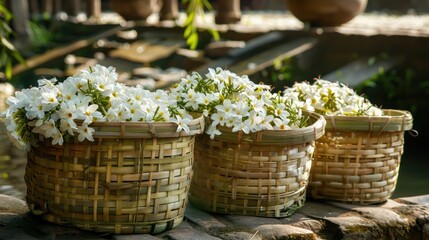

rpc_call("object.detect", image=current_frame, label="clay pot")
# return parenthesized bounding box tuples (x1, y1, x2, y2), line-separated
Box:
(110, 0, 160, 21)
(215, 0, 241, 24)
(285, 0, 367, 27)
(159, 0, 178, 21)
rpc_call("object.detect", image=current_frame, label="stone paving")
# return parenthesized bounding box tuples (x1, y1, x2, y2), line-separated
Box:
(1, 193, 429, 240)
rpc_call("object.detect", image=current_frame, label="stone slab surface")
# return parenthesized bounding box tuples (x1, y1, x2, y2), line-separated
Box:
(1, 194, 429, 240)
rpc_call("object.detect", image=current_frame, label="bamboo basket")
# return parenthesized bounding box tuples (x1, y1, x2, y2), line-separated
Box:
(308, 109, 413, 204)
(189, 112, 325, 217)
(25, 115, 204, 234)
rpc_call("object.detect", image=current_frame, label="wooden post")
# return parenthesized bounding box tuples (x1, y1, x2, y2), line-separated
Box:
(215, 0, 241, 24)
(41, 0, 53, 16)
(86, 0, 101, 19)
(64, 0, 81, 16)
(159, 0, 178, 21)
(53, 0, 62, 14)
(10, 0, 30, 36)
(28, 0, 40, 16)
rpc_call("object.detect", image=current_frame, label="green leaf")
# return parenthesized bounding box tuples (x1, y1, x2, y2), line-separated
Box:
(184, 25, 193, 38)
(186, 32, 196, 45)
(201, 0, 214, 10)
(11, 48, 25, 64)
(182, 0, 219, 50)
(208, 28, 220, 41)
(0, 21, 12, 35)
(187, 33, 198, 50)
(0, 4, 12, 21)
(0, 47, 6, 65)
(185, 11, 195, 25)
(5, 58, 11, 79)
(1, 36, 16, 51)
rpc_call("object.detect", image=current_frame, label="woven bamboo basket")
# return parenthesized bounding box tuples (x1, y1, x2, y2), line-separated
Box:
(189, 112, 325, 217)
(25, 115, 204, 234)
(308, 109, 413, 204)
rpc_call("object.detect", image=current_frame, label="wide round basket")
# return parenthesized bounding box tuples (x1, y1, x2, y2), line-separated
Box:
(189, 112, 325, 217)
(308, 109, 413, 204)
(25, 115, 204, 234)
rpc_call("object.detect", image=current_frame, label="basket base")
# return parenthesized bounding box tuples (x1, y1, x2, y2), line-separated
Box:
(189, 190, 306, 218)
(38, 213, 184, 234)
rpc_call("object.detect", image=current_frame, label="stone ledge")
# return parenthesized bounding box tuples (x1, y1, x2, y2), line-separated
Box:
(0, 194, 428, 240)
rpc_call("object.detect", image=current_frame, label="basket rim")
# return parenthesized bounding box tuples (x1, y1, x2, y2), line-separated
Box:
(210, 110, 326, 145)
(323, 109, 413, 132)
(87, 112, 205, 138)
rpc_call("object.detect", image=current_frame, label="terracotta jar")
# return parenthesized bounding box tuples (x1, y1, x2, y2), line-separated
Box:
(215, 0, 241, 24)
(285, 0, 367, 27)
(110, 0, 160, 21)
(159, 0, 178, 21)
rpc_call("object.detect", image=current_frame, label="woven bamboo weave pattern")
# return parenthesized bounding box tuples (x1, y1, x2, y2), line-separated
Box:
(189, 112, 325, 217)
(308, 109, 413, 204)
(25, 116, 204, 234)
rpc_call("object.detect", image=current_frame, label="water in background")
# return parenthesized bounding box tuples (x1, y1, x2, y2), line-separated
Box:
(392, 134, 429, 198)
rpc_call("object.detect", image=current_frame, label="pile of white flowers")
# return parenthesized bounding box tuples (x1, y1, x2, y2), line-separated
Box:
(283, 78, 383, 117)
(2, 65, 193, 149)
(170, 67, 308, 139)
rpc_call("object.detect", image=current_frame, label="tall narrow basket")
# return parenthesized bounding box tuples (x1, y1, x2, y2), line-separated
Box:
(25, 115, 204, 234)
(308, 109, 413, 204)
(189, 112, 325, 217)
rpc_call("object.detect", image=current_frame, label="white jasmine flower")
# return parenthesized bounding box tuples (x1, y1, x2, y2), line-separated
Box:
(171, 67, 308, 137)
(260, 115, 274, 130)
(4, 64, 194, 148)
(181, 89, 199, 110)
(285, 78, 383, 117)
(78, 104, 100, 123)
(58, 102, 78, 127)
(77, 123, 95, 142)
(172, 115, 191, 134)
(273, 118, 292, 130)
(215, 99, 235, 115)
(26, 99, 47, 119)
(115, 105, 132, 121)
(207, 124, 221, 139)
(60, 119, 76, 136)
(38, 119, 60, 138)
(51, 132, 64, 145)
(211, 112, 226, 127)
(243, 110, 262, 132)
(41, 92, 59, 108)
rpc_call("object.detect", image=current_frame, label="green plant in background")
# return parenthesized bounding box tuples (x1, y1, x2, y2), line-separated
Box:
(271, 56, 294, 84)
(28, 20, 54, 48)
(183, 0, 219, 50)
(0, 1, 25, 80)
(356, 67, 427, 114)
(257, 56, 299, 91)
